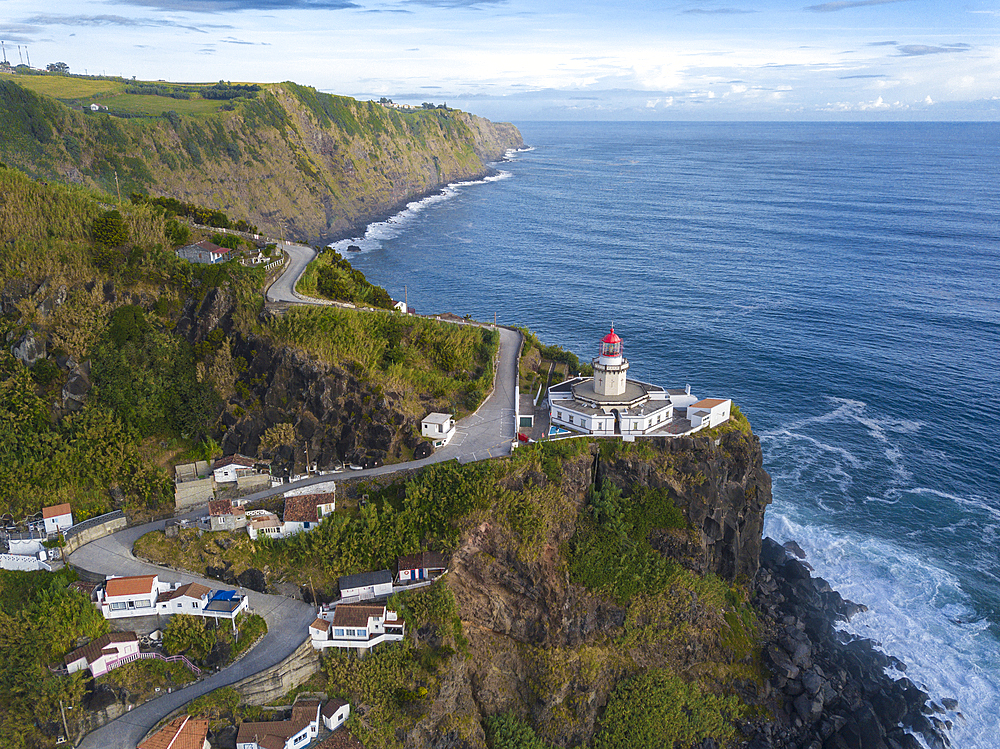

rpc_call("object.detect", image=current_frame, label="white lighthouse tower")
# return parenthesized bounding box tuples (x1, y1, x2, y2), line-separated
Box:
(592, 326, 629, 397)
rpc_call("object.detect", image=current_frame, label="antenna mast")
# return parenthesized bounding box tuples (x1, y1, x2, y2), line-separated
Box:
(1, 42, 7, 64)
(18, 45, 23, 65)
(25, 47, 29, 68)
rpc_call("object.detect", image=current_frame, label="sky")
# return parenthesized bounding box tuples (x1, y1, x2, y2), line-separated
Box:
(2, 0, 998, 120)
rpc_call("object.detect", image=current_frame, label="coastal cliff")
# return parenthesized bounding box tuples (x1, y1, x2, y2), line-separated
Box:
(313, 436, 947, 749)
(0, 78, 523, 244)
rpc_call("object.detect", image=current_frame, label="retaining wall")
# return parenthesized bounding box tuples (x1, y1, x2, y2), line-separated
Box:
(63, 511, 128, 554)
(231, 638, 322, 705)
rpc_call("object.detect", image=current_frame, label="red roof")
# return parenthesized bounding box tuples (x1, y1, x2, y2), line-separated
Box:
(283, 493, 335, 523)
(193, 239, 230, 255)
(105, 575, 157, 597)
(601, 327, 621, 345)
(213, 454, 256, 470)
(139, 716, 210, 749)
(43, 503, 72, 519)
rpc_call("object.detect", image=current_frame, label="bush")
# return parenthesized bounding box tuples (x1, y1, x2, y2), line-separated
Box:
(594, 669, 747, 749)
(91, 209, 129, 248)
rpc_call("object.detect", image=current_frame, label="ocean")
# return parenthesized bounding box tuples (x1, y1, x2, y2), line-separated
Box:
(334, 121, 1000, 745)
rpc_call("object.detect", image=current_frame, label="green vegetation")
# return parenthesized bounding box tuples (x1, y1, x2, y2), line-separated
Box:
(263, 306, 498, 417)
(298, 248, 393, 308)
(0, 569, 108, 748)
(486, 712, 554, 749)
(594, 669, 748, 749)
(517, 328, 593, 393)
(163, 611, 267, 666)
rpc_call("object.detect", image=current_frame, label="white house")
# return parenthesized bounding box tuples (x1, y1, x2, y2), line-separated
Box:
(281, 493, 336, 536)
(42, 503, 73, 535)
(338, 569, 393, 601)
(212, 454, 258, 483)
(64, 631, 140, 678)
(421, 413, 456, 447)
(245, 494, 335, 540)
(176, 240, 232, 265)
(246, 510, 283, 540)
(202, 589, 250, 622)
(321, 698, 350, 731)
(156, 581, 210, 615)
(139, 716, 210, 749)
(236, 698, 322, 749)
(309, 604, 405, 651)
(99, 574, 160, 619)
(396, 551, 448, 583)
(0, 552, 50, 571)
(686, 398, 732, 430)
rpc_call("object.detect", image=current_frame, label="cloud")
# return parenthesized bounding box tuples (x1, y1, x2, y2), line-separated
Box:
(839, 74, 886, 79)
(681, 7, 756, 14)
(399, 0, 507, 7)
(807, 0, 911, 12)
(897, 44, 970, 56)
(220, 36, 270, 45)
(866, 40, 897, 46)
(22, 13, 224, 32)
(112, 0, 358, 12)
(0, 23, 40, 41)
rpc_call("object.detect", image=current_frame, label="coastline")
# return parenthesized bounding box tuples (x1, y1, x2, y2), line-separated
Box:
(317, 149, 524, 249)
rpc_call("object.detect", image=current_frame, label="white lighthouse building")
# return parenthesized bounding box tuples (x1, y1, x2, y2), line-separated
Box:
(547, 326, 730, 438)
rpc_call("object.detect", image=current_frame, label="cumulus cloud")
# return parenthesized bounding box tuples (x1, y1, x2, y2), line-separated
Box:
(0, 23, 39, 41)
(807, 0, 911, 12)
(112, 0, 357, 12)
(866, 40, 897, 46)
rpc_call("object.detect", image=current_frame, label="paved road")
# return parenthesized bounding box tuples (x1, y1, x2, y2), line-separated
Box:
(68, 517, 315, 749)
(68, 240, 521, 748)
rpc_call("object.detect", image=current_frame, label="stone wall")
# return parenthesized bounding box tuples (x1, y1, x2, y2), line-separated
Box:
(231, 639, 322, 706)
(63, 511, 128, 554)
(174, 478, 215, 513)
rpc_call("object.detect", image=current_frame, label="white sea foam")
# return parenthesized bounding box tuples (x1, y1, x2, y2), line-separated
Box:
(765, 511, 1000, 748)
(327, 171, 511, 255)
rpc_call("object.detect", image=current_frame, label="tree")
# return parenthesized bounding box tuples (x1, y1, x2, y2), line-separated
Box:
(91, 209, 129, 248)
(163, 614, 214, 661)
(46, 62, 69, 74)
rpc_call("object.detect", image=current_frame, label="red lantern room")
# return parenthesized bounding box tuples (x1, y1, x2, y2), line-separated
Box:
(600, 326, 622, 358)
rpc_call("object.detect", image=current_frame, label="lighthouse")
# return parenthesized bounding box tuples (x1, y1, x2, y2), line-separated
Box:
(592, 326, 630, 397)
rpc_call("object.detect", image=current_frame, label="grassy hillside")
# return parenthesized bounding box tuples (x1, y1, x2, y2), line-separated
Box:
(0, 73, 522, 244)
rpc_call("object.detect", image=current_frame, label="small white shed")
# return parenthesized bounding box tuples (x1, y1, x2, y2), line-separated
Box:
(421, 412, 456, 446)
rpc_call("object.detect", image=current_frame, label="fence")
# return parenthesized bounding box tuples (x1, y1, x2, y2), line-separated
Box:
(64, 510, 125, 540)
(105, 650, 202, 676)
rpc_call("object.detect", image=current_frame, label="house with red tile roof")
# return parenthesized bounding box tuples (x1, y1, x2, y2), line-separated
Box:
(139, 716, 210, 749)
(208, 498, 247, 531)
(99, 574, 160, 618)
(686, 398, 732, 430)
(212, 454, 260, 483)
(156, 581, 211, 615)
(42, 503, 73, 535)
(245, 493, 335, 540)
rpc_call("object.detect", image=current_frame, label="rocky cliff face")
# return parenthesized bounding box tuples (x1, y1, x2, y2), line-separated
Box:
(175, 290, 419, 470)
(0, 79, 523, 245)
(597, 433, 772, 581)
(406, 433, 774, 748)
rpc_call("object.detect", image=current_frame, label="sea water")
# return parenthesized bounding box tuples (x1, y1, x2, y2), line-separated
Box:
(340, 121, 1000, 744)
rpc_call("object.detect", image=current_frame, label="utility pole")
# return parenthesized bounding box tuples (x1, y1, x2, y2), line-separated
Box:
(59, 699, 70, 742)
(25, 47, 29, 68)
(1, 42, 7, 65)
(17, 45, 23, 65)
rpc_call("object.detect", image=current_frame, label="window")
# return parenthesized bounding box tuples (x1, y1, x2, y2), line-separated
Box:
(345, 629, 356, 637)
(334, 628, 345, 637)
(357, 628, 367, 638)
(192, 602, 199, 609)
(568, 415, 574, 423)
(556, 411, 562, 420)
(304, 522, 310, 529)
(295, 733, 309, 744)
(177, 603, 183, 608)
(110, 602, 126, 611)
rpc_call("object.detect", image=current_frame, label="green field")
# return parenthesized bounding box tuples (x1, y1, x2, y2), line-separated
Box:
(11, 74, 233, 116)
(91, 92, 225, 116)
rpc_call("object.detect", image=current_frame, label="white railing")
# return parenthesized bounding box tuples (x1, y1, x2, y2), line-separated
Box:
(105, 650, 202, 675)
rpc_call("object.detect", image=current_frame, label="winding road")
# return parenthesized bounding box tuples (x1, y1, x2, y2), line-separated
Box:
(69, 243, 521, 748)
